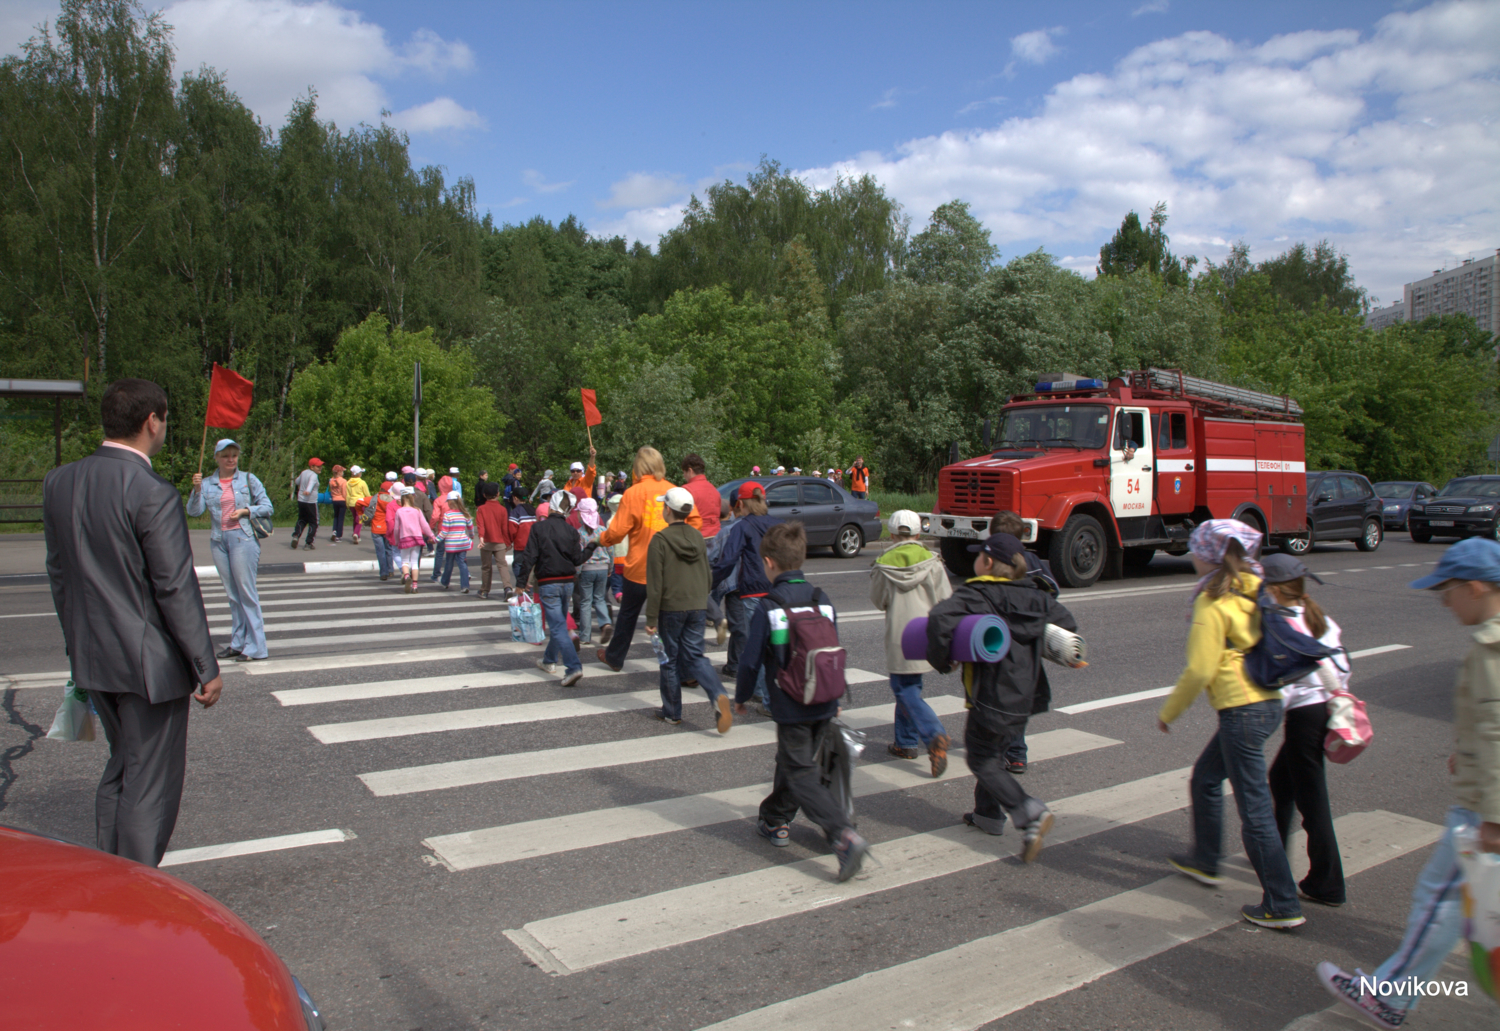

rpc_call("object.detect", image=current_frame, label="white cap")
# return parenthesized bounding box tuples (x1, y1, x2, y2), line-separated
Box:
(888, 510, 922, 537)
(449, 466, 459, 474)
(775, 465, 785, 472)
(662, 486, 695, 515)
(570, 461, 584, 471)
(607, 493, 623, 508)
(447, 490, 460, 500)
(385, 472, 398, 481)
(350, 465, 363, 475)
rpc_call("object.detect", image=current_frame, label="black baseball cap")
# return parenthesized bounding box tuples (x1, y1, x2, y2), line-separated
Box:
(967, 532, 1027, 564)
(1261, 553, 1325, 585)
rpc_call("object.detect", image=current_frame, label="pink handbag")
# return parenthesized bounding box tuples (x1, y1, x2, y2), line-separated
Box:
(1324, 688, 1372, 764)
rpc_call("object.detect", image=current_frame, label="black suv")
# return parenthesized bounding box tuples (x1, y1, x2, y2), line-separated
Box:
(1283, 471, 1384, 554)
(1408, 476, 1500, 543)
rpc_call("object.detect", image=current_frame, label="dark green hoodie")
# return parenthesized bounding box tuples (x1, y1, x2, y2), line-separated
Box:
(645, 521, 710, 624)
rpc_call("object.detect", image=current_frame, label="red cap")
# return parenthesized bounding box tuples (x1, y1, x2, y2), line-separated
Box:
(508, 463, 518, 470)
(737, 481, 763, 500)
(332, 464, 345, 472)
(308, 458, 324, 466)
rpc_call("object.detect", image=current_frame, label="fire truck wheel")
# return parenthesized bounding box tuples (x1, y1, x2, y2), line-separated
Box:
(1048, 513, 1107, 588)
(1355, 518, 1383, 552)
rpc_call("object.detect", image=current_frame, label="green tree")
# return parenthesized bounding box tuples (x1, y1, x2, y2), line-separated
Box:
(287, 314, 505, 478)
(1256, 240, 1365, 315)
(1097, 202, 1188, 287)
(905, 200, 996, 290)
(593, 359, 723, 477)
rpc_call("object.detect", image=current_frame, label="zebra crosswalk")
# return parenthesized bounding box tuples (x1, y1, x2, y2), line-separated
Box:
(185, 568, 1460, 1029)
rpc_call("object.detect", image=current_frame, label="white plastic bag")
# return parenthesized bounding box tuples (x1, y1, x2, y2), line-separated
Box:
(1457, 822, 1500, 1002)
(46, 681, 95, 742)
(508, 591, 545, 644)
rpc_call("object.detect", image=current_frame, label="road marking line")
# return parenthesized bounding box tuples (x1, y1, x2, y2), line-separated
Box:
(275, 652, 729, 706)
(160, 828, 355, 867)
(204, 593, 485, 612)
(359, 696, 971, 797)
(1056, 645, 1411, 714)
(0, 612, 54, 618)
(690, 809, 1441, 1030)
(210, 610, 505, 633)
(424, 728, 1118, 871)
(231, 624, 505, 653)
(508, 766, 1198, 975)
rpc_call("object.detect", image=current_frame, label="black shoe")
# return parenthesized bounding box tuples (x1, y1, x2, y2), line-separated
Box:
(303, 542, 314, 550)
(719, 664, 738, 678)
(290, 539, 301, 550)
(653, 709, 681, 726)
(1298, 889, 1345, 908)
(233, 653, 265, 663)
(215, 646, 242, 659)
(1006, 759, 1027, 774)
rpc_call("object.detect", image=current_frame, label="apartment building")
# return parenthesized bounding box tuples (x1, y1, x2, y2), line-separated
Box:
(1368, 249, 1499, 334)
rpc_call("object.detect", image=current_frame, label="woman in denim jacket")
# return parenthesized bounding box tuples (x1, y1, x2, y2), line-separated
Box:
(187, 438, 274, 661)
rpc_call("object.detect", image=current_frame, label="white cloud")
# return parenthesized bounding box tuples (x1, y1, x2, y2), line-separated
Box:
(592, 203, 690, 245)
(522, 169, 574, 194)
(599, 173, 688, 209)
(871, 87, 900, 110)
(1132, 0, 1170, 16)
(160, 0, 480, 132)
(957, 95, 1008, 117)
(1011, 27, 1064, 66)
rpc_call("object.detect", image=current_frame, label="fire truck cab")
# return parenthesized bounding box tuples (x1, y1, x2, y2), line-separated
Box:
(923, 369, 1307, 588)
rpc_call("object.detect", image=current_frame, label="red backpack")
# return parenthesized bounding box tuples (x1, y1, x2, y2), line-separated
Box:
(767, 586, 847, 705)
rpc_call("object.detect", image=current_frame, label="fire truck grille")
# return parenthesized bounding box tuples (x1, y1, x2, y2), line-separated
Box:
(939, 468, 1010, 515)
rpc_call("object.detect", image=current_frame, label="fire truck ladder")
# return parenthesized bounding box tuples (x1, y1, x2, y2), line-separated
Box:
(1130, 368, 1304, 418)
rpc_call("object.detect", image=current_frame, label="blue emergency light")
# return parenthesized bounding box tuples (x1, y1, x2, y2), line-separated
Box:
(1035, 378, 1104, 392)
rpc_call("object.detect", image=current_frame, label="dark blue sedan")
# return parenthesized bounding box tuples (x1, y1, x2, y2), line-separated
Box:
(718, 476, 883, 557)
(1372, 481, 1438, 530)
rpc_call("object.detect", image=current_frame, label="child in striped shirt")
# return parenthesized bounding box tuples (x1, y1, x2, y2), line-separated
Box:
(439, 491, 473, 593)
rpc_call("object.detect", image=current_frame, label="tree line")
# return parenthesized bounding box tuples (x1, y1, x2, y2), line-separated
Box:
(1, 0, 1493, 509)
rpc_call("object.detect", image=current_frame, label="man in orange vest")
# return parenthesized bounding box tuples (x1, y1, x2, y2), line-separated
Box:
(565, 448, 597, 494)
(847, 457, 871, 499)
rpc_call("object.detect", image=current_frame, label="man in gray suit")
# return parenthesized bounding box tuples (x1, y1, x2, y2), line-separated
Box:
(43, 378, 223, 867)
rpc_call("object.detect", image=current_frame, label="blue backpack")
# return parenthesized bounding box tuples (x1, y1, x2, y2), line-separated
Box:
(1243, 588, 1347, 689)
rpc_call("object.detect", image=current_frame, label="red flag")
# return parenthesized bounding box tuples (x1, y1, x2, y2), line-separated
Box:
(205, 363, 255, 429)
(580, 387, 602, 427)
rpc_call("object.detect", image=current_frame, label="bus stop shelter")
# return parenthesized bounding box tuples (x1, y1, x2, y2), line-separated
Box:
(0, 378, 86, 523)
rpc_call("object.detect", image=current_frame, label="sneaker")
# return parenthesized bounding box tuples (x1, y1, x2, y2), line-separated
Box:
(561, 670, 583, 687)
(1240, 904, 1305, 929)
(534, 659, 558, 676)
(596, 648, 622, 673)
(653, 709, 682, 726)
(599, 624, 613, 646)
(928, 733, 950, 778)
(962, 811, 1007, 835)
(380, 573, 390, 581)
(1167, 854, 1223, 885)
(887, 743, 919, 760)
(1317, 963, 1405, 1030)
(303, 542, 314, 550)
(833, 829, 870, 882)
(1006, 758, 1027, 774)
(716, 619, 728, 646)
(715, 694, 733, 734)
(1019, 806, 1054, 863)
(477, 591, 488, 599)
(757, 819, 790, 847)
(290, 538, 301, 549)
(461, 588, 470, 595)
(1299, 889, 1345, 908)
(328, 539, 336, 546)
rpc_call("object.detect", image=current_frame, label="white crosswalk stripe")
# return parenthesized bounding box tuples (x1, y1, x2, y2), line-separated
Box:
(192, 569, 1455, 1028)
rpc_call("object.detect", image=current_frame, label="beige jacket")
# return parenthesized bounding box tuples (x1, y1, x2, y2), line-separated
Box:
(1455, 614, 1500, 823)
(869, 543, 953, 675)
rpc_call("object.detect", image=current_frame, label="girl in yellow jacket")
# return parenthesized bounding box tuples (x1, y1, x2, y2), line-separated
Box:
(1157, 519, 1306, 930)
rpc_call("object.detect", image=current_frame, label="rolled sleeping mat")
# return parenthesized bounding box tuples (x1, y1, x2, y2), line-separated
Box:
(900, 615, 1012, 664)
(1042, 623, 1088, 668)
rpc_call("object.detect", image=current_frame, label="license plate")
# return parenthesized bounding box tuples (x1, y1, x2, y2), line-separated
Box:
(944, 527, 978, 538)
(1430, 520, 1454, 527)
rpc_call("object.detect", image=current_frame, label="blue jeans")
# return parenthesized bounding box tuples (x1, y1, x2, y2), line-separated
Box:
(429, 538, 447, 580)
(890, 673, 946, 749)
(656, 609, 725, 720)
(1188, 699, 1300, 916)
(373, 535, 394, 578)
(539, 581, 581, 675)
(1371, 807, 1475, 1013)
(209, 533, 267, 659)
(441, 549, 470, 589)
(737, 595, 769, 704)
(576, 568, 610, 642)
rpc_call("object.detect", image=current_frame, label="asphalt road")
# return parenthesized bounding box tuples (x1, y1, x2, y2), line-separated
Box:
(0, 534, 1488, 1031)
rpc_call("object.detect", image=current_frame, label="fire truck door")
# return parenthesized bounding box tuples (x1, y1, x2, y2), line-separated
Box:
(1154, 410, 1194, 516)
(1110, 408, 1153, 533)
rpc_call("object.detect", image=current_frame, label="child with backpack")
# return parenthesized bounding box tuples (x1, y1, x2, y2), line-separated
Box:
(644, 487, 732, 733)
(926, 532, 1077, 862)
(870, 510, 952, 776)
(734, 521, 869, 881)
(1261, 553, 1347, 909)
(989, 509, 1056, 775)
(1158, 519, 1305, 930)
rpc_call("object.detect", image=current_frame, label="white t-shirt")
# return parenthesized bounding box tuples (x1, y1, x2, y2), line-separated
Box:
(1280, 607, 1349, 710)
(296, 468, 321, 503)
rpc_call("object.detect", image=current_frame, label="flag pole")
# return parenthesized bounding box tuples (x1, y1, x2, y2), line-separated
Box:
(197, 423, 209, 476)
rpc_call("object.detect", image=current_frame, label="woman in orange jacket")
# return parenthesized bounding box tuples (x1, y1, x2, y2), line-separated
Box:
(595, 445, 701, 670)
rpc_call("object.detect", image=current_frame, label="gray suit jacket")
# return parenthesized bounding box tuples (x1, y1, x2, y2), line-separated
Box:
(44, 446, 219, 702)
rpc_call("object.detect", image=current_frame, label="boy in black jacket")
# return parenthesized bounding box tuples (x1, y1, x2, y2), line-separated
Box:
(517, 491, 588, 686)
(735, 521, 870, 881)
(927, 532, 1079, 862)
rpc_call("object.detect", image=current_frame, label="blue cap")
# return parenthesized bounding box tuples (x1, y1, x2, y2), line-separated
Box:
(1409, 537, 1500, 589)
(213, 438, 239, 453)
(967, 532, 1027, 564)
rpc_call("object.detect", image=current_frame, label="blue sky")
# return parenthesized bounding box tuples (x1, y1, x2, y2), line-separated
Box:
(3, 0, 1496, 303)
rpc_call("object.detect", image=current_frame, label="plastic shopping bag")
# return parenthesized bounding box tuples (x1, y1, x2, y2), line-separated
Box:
(1324, 688, 1372, 764)
(509, 591, 545, 644)
(46, 680, 95, 742)
(1456, 821, 1500, 1002)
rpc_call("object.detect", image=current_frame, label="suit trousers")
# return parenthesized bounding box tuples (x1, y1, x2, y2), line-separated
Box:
(88, 690, 191, 867)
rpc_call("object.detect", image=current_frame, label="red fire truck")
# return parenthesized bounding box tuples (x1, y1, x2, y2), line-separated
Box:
(922, 368, 1307, 587)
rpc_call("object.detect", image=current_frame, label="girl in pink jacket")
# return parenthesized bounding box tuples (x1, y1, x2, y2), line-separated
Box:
(391, 488, 436, 593)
